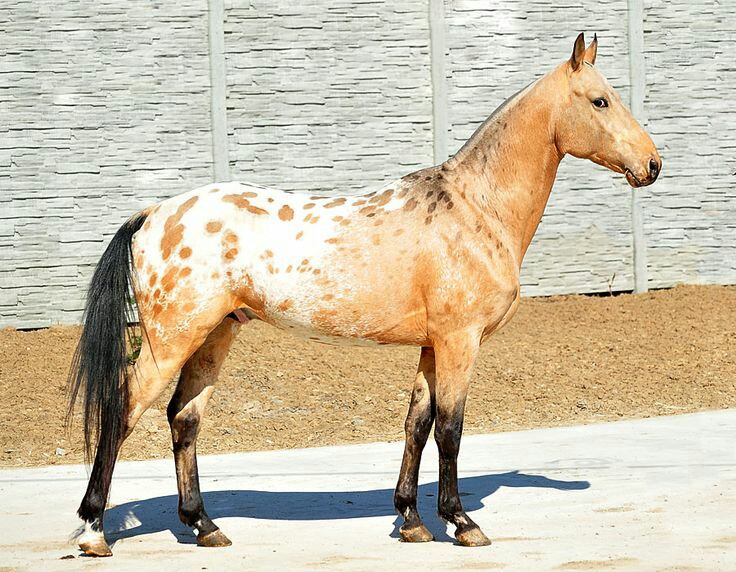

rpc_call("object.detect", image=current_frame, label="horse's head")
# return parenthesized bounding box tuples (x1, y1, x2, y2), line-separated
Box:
(554, 33, 661, 187)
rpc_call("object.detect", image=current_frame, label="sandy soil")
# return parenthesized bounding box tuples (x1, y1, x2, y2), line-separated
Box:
(0, 284, 734, 468)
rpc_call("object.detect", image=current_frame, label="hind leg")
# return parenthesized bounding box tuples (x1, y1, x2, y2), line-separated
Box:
(394, 347, 436, 542)
(167, 317, 242, 547)
(77, 318, 226, 556)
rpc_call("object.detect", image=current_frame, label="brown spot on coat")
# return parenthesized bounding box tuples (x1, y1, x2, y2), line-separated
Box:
(206, 221, 222, 233)
(223, 193, 268, 215)
(303, 203, 315, 210)
(403, 198, 418, 211)
(369, 189, 393, 206)
(296, 231, 303, 240)
(325, 198, 346, 208)
(148, 273, 157, 287)
(179, 247, 192, 259)
(161, 266, 179, 293)
(278, 299, 293, 311)
(224, 248, 238, 261)
(278, 205, 294, 221)
(161, 196, 198, 260)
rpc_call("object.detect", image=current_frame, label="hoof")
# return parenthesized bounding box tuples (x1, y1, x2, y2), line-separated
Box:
(197, 529, 232, 548)
(78, 537, 112, 557)
(455, 526, 492, 547)
(399, 523, 434, 543)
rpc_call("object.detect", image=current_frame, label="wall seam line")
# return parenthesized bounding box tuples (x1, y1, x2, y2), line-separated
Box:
(208, 0, 230, 182)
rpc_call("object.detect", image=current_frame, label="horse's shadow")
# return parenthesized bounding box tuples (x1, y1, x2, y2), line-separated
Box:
(105, 471, 589, 545)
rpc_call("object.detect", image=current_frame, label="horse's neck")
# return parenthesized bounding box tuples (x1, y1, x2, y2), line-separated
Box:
(447, 73, 564, 264)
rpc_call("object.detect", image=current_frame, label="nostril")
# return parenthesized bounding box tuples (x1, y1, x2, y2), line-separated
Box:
(649, 158, 659, 178)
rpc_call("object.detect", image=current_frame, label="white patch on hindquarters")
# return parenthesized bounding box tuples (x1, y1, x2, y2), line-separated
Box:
(132, 178, 410, 343)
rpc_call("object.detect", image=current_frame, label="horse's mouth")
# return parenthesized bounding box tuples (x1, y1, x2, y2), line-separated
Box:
(624, 169, 657, 189)
(625, 169, 649, 188)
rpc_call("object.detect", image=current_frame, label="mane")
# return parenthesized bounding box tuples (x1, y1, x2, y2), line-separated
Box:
(445, 78, 539, 168)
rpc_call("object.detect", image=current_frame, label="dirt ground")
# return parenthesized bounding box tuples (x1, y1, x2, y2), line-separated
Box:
(0, 284, 734, 468)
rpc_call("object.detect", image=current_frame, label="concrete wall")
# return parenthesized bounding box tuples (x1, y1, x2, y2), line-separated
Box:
(1, 1, 213, 327)
(640, 0, 736, 288)
(443, 0, 636, 296)
(1, 0, 733, 328)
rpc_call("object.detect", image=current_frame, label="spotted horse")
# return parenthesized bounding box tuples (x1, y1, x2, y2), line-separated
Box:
(69, 34, 661, 556)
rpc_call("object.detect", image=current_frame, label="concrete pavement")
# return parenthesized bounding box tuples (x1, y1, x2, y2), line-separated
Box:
(1, 410, 735, 571)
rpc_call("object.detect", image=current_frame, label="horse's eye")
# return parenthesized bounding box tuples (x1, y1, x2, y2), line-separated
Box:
(592, 97, 609, 109)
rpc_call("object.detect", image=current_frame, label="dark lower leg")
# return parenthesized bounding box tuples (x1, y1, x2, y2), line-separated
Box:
(394, 347, 436, 542)
(77, 347, 187, 556)
(76, 436, 123, 556)
(432, 333, 490, 547)
(167, 319, 239, 547)
(435, 404, 490, 546)
(168, 403, 229, 545)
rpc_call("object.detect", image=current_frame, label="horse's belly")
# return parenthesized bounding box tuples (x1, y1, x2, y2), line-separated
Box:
(240, 272, 427, 348)
(267, 317, 392, 348)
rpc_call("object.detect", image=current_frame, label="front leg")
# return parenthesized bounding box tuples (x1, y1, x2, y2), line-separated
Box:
(433, 331, 491, 547)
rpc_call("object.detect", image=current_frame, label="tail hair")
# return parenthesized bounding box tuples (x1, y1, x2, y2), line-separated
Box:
(67, 212, 147, 463)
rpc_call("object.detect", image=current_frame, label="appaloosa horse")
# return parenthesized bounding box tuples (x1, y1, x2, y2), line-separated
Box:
(69, 34, 661, 556)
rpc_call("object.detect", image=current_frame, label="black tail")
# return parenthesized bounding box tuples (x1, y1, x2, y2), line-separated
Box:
(67, 213, 147, 467)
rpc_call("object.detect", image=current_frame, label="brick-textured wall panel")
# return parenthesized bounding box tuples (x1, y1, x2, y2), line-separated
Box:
(444, 0, 635, 296)
(2, 1, 733, 329)
(223, 1, 434, 194)
(641, 0, 736, 287)
(0, 1, 213, 328)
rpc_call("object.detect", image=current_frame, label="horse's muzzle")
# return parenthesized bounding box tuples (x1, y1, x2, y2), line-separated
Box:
(626, 155, 662, 188)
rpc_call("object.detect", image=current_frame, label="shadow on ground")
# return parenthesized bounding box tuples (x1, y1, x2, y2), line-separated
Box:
(105, 471, 589, 546)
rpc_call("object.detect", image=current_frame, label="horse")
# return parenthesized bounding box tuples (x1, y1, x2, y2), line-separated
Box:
(68, 33, 661, 556)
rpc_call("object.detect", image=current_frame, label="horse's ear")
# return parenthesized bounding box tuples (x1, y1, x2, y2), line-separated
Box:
(584, 33, 598, 65)
(570, 32, 586, 71)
